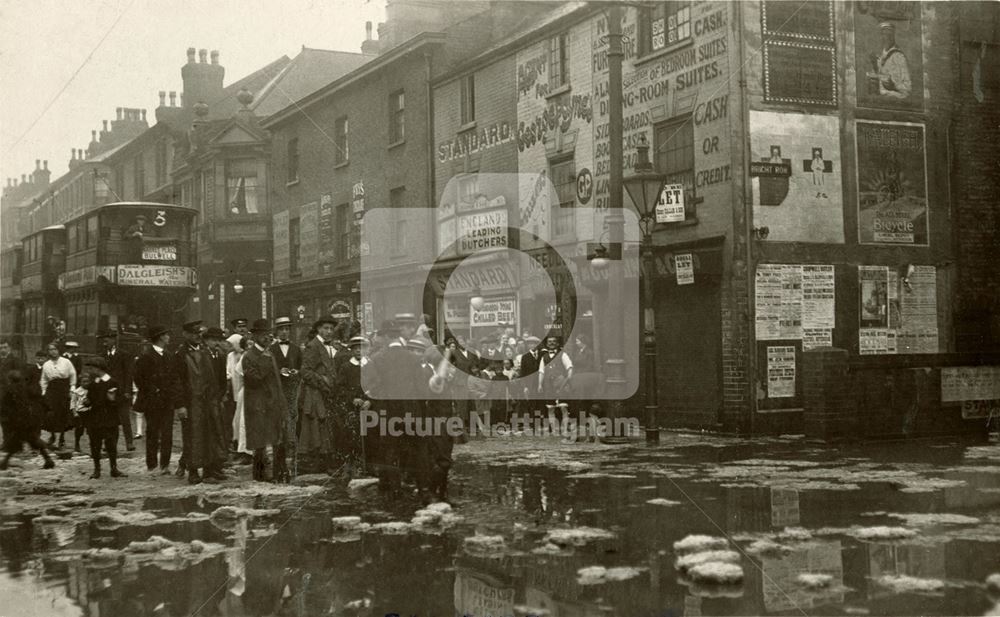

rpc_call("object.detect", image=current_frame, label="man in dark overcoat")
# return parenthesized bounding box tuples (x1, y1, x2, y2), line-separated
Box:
(98, 331, 134, 451)
(241, 319, 287, 482)
(133, 325, 179, 473)
(173, 319, 227, 484)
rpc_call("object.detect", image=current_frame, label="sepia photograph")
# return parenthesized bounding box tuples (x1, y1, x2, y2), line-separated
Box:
(1, 1, 999, 615)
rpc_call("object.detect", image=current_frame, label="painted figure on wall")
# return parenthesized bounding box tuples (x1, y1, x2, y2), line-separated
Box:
(867, 22, 911, 100)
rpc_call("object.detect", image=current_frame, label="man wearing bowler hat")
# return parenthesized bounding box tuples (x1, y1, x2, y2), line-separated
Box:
(173, 319, 227, 484)
(133, 324, 179, 474)
(242, 319, 288, 481)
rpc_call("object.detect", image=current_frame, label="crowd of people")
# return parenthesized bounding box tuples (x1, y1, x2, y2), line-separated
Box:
(0, 314, 598, 503)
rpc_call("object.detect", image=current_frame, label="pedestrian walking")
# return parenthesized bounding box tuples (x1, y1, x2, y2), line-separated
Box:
(538, 335, 574, 415)
(133, 325, 178, 474)
(0, 369, 55, 470)
(241, 319, 288, 482)
(99, 331, 135, 451)
(173, 319, 227, 484)
(299, 317, 338, 471)
(81, 357, 126, 479)
(40, 342, 76, 448)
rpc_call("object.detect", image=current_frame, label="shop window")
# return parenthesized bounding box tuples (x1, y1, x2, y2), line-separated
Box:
(335, 117, 349, 165)
(225, 159, 259, 215)
(389, 90, 405, 143)
(550, 158, 576, 238)
(640, 2, 692, 56)
(549, 32, 570, 90)
(654, 117, 696, 221)
(289, 217, 301, 274)
(87, 216, 98, 248)
(457, 174, 479, 209)
(460, 75, 476, 125)
(68, 225, 78, 254)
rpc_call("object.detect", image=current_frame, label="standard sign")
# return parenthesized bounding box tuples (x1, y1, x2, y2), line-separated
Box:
(655, 184, 685, 223)
(471, 298, 515, 327)
(117, 265, 195, 287)
(458, 210, 508, 254)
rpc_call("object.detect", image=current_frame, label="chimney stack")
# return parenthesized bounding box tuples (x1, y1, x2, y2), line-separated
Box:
(182, 47, 225, 111)
(361, 21, 380, 55)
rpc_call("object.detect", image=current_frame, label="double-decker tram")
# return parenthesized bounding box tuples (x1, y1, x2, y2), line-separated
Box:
(55, 201, 196, 354)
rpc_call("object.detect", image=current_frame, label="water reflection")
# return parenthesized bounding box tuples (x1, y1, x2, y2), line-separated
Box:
(1, 439, 999, 616)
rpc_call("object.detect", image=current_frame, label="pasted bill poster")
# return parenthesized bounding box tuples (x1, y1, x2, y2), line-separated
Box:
(858, 265, 937, 354)
(675, 253, 694, 285)
(758, 264, 835, 346)
(750, 111, 844, 243)
(856, 121, 928, 245)
(941, 366, 1000, 403)
(855, 2, 924, 111)
(767, 346, 797, 398)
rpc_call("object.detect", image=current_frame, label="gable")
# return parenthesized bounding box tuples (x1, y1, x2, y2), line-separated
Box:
(213, 125, 264, 145)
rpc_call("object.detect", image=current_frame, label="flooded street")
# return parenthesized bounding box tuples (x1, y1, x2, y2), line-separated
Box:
(3, 433, 1000, 616)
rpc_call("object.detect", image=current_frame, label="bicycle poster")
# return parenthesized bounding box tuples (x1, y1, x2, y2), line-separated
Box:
(856, 120, 928, 245)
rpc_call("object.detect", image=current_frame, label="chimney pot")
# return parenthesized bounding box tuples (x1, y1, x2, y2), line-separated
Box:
(187, 47, 196, 63)
(21, 174, 27, 183)
(117, 107, 123, 120)
(44, 161, 48, 170)
(366, 21, 372, 40)
(169, 91, 177, 106)
(71, 148, 77, 159)
(179, 92, 184, 106)
(199, 48, 208, 63)
(159, 91, 166, 106)
(91, 130, 97, 139)
(12, 178, 17, 187)
(35, 159, 41, 170)
(211, 50, 219, 65)
(103, 120, 109, 131)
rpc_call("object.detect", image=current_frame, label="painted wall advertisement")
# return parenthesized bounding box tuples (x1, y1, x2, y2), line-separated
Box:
(761, 0, 837, 106)
(318, 193, 334, 267)
(854, 1, 923, 111)
(272, 210, 290, 278)
(300, 201, 319, 277)
(116, 265, 196, 288)
(756, 264, 835, 349)
(751, 111, 844, 243)
(856, 121, 928, 245)
(767, 345, 797, 398)
(858, 265, 937, 354)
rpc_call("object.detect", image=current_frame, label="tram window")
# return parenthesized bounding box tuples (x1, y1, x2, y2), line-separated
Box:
(87, 216, 99, 248)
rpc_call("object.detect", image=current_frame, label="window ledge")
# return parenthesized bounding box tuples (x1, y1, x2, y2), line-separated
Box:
(289, 270, 302, 278)
(285, 178, 300, 188)
(458, 121, 477, 133)
(388, 139, 406, 150)
(545, 84, 571, 100)
(657, 216, 699, 230)
(334, 161, 349, 169)
(634, 38, 694, 68)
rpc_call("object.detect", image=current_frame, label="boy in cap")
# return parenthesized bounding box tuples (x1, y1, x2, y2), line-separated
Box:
(82, 357, 127, 479)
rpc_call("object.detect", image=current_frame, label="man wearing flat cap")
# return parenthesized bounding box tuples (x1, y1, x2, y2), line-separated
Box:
(270, 316, 302, 469)
(173, 319, 227, 484)
(133, 324, 180, 474)
(241, 319, 288, 482)
(230, 318, 249, 338)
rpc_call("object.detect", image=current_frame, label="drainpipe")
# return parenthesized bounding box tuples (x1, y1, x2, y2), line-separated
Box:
(424, 50, 436, 321)
(736, 0, 757, 435)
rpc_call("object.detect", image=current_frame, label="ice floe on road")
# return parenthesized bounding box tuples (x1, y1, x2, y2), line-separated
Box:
(576, 565, 646, 585)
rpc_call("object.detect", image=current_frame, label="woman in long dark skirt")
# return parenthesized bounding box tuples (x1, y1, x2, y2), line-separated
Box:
(39, 343, 76, 448)
(331, 336, 369, 477)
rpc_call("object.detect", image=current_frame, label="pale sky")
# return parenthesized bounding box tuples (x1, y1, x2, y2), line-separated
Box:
(0, 0, 385, 185)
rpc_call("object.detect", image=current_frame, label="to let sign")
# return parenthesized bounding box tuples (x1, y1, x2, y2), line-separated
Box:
(655, 184, 685, 223)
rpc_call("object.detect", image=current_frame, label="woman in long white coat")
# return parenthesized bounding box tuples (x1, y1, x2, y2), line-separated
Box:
(226, 334, 252, 459)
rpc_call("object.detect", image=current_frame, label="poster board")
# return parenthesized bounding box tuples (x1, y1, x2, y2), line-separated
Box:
(858, 265, 937, 354)
(854, 1, 924, 111)
(856, 121, 928, 245)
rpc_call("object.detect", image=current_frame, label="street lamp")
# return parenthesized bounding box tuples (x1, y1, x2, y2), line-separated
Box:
(622, 134, 667, 444)
(232, 279, 244, 295)
(469, 286, 485, 311)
